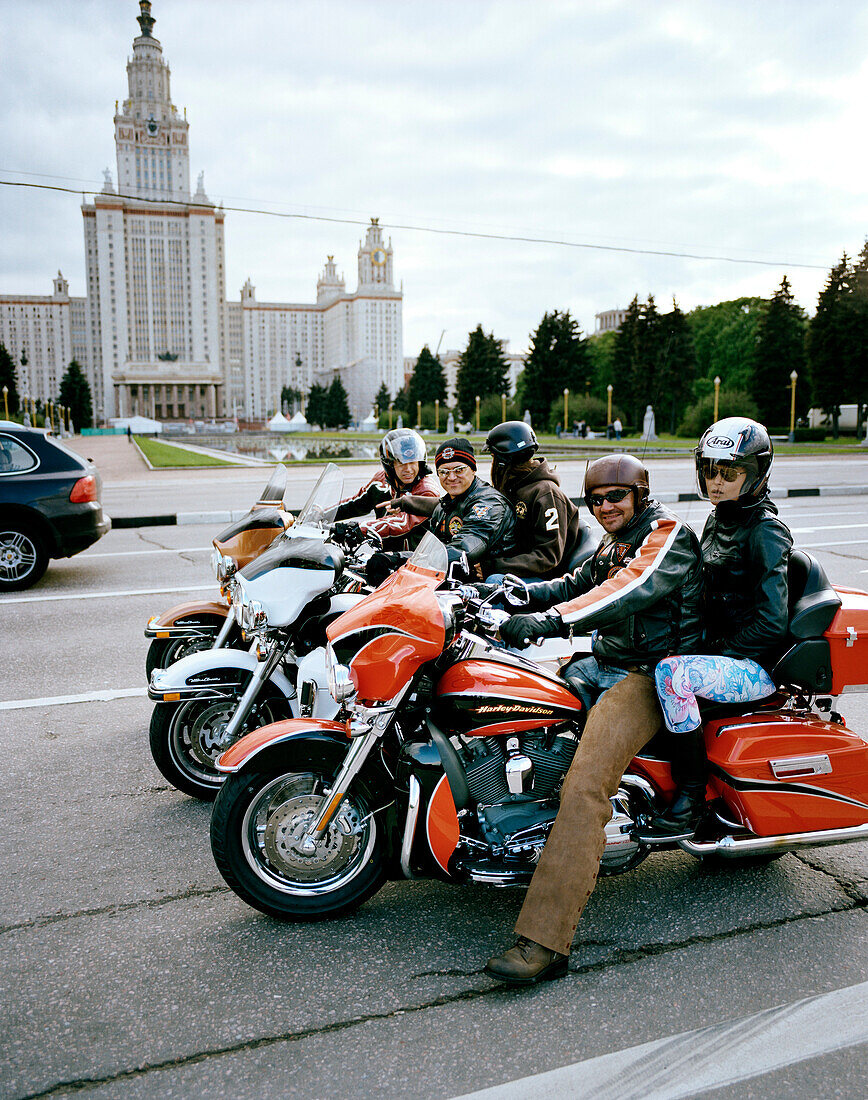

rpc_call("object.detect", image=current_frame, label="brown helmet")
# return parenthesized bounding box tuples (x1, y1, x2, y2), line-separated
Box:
(583, 454, 650, 511)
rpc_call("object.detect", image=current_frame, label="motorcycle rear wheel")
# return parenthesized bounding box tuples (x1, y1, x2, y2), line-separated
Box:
(211, 761, 386, 920)
(149, 692, 286, 800)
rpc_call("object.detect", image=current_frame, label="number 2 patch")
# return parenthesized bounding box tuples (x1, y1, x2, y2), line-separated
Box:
(544, 507, 560, 531)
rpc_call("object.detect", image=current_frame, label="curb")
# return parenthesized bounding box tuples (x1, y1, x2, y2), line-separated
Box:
(107, 484, 868, 528)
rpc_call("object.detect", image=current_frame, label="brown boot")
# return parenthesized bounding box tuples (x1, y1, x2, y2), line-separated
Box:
(484, 937, 568, 985)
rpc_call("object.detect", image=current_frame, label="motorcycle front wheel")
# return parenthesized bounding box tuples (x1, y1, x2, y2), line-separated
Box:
(149, 692, 287, 800)
(211, 760, 386, 920)
(145, 619, 242, 678)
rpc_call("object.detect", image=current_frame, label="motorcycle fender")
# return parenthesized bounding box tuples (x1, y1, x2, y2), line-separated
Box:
(328, 592, 367, 617)
(216, 719, 350, 773)
(148, 648, 296, 703)
(145, 600, 228, 638)
(426, 774, 460, 875)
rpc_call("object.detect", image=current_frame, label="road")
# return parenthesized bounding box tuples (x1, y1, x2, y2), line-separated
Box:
(1, 459, 866, 1098)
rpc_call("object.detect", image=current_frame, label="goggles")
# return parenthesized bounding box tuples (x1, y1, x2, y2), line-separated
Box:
(588, 487, 631, 507)
(701, 459, 746, 483)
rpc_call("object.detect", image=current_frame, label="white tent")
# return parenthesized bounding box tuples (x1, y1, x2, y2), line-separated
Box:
(267, 411, 292, 431)
(286, 411, 312, 432)
(109, 415, 162, 434)
(360, 410, 378, 431)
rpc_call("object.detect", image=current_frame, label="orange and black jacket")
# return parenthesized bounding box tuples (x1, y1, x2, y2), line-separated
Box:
(335, 469, 440, 547)
(526, 499, 703, 669)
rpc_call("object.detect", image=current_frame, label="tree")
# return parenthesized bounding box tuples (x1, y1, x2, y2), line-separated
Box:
(752, 276, 807, 426)
(654, 300, 697, 434)
(847, 241, 868, 429)
(686, 297, 766, 393)
(519, 310, 590, 429)
(0, 342, 19, 416)
(407, 346, 447, 409)
(305, 382, 329, 428)
(808, 255, 850, 436)
(281, 384, 304, 414)
(58, 360, 93, 429)
(455, 325, 509, 422)
(611, 296, 642, 427)
(325, 377, 350, 429)
(374, 382, 391, 415)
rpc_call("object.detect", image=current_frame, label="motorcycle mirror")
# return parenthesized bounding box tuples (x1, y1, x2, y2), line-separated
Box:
(503, 574, 530, 607)
(447, 550, 470, 582)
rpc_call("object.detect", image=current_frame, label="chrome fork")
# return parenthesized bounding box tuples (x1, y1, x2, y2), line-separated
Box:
(220, 634, 295, 744)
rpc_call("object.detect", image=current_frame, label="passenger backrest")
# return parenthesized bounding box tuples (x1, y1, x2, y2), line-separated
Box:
(786, 549, 841, 639)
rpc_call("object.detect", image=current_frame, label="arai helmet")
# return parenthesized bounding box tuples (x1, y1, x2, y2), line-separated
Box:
(695, 417, 773, 501)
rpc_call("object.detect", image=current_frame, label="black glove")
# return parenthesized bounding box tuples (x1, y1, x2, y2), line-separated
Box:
(332, 520, 364, 549)
(365, 551, 406, 587)
(499, 611, 564, 649)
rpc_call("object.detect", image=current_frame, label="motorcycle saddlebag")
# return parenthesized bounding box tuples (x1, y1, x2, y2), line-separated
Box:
(706, 712, 868, 835)
(825, 586, 868, 695)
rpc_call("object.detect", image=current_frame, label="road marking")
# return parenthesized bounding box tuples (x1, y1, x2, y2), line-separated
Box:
(457, 979, 868, 1100)
(789, 522, 868, 533)
(0, 584, 214, 604)
(83, 547, 210, 558)
(799, 539, 868, 548)
(0, 687, 148, 710)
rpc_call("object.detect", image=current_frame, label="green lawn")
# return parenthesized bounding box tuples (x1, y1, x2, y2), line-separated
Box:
(134, 435, 244, 467)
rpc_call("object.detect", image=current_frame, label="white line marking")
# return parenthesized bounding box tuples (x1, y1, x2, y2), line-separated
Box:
(457, 979, 868, 1100)
(0, 584, 214, 604)
(82, 547, 210, 558)
(789, 522, 868, 533)
(799, 539, 868, 548)
(0, 687, 148, 710)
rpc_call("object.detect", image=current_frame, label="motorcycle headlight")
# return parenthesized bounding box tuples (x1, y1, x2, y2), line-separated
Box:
(326, 642, 355, 702)
(436, 593, 463, 646)
(211, 549, 238, 584)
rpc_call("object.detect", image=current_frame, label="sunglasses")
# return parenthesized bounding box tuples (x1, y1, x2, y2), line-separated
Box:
(588, 488, 631, 507)
(701, 460, 745, 483)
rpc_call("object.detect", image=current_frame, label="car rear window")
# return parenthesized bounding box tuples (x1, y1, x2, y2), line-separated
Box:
(0, 434, 39, 475)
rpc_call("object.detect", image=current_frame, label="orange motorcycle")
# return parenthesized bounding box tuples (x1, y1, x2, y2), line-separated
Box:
(209, 533, 868, 921)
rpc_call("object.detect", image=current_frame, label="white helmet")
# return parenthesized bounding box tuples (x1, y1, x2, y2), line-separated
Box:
(695, 417, 773, 501)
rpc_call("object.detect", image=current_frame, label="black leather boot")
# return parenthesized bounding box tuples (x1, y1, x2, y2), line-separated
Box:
(638, 729, 708, 843)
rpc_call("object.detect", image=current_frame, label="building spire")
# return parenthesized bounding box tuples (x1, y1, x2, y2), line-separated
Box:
(137, 1, 156, 38)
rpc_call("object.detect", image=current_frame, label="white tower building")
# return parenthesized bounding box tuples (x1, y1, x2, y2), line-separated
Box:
(80, 1, 226, 420)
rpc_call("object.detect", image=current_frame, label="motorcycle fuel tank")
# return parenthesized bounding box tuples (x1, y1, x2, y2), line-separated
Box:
(435, 658, 582, 736)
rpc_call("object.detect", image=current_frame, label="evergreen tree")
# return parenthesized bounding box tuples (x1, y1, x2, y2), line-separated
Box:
(519, 310, 590, 429)
(752, 276, 807, 426)
(0, 342, 19, 416)
(305, 382, 329, 428)
(808, 255, 850, 436)
(281, 384, 304, 414)
(611, 296, 642, 427)
(686, 297, 766, 392)
(325, 377, 350, 429)
(58, 360, 93, 429)
(374, 382, 391, 415)
(455, 325, 509, 422)
(654, 300, 697, 434)
(848, 241, 868, 428)
(407, 346, 447, 408)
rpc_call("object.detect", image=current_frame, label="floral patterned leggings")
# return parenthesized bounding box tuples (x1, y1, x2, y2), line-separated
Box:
(654, 655, 776, 734)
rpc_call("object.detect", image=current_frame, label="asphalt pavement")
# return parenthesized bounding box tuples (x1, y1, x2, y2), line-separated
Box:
(1, 443, 867, 1098)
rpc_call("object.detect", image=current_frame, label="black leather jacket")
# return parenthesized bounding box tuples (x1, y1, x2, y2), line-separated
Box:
(526, 499, 703, 669)
(430, 476, 517, 567)
(701, 496, 792, 667)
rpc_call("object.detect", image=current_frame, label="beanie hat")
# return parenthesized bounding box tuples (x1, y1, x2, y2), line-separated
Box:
(435, 437, 477, 470)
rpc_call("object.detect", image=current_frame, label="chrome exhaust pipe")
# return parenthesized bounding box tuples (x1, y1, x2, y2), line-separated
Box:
(679, 821, 868, 858)
(399, 775, 421, 880)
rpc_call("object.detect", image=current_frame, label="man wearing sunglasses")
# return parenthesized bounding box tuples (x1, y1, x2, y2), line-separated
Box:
(485, 453, 703, 985)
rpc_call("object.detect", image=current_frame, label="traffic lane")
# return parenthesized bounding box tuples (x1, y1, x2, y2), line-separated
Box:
(3, 873, 864, 1099)
(61, 913, 867, 1100)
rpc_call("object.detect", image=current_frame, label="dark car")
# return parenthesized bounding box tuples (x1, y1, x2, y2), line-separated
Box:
(0, 421, 111, 591)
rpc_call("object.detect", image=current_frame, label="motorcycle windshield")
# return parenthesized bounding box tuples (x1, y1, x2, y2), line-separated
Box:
(294, 463, 344, 531)
(326, 534, 447, 702)
(256, 464, 288, 506)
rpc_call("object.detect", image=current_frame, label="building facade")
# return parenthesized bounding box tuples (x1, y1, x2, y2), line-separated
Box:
(0, 2, 402, 423)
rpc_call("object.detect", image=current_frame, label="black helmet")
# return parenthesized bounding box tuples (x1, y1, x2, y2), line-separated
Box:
(583, 453, 650, 512)
(695, 417, 773, 501)
(485, 421, 538, 489)
(379, 428, 426, 490)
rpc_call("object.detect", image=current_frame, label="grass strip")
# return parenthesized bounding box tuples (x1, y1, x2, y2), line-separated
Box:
(133, 435, 243, 468)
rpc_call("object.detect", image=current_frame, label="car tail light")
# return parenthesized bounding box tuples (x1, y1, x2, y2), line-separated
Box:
(69, 476, 97, 503)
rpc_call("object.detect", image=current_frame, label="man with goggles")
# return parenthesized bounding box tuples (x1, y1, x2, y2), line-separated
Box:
(485, 453, 703, 986)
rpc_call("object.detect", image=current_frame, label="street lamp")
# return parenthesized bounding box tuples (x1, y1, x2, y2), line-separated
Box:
(2, 386, 7, 420)
(435, 398, 440, 433)
(789, 370, 798, 443)
(563, 388, 569, 431)
(416, 399, 422, 428)
(713, 376, 721, 422)
(606, 384, 613, 426)
(475, 394, 480, 432)
(388, 402, 393, 430)
(501, 393, 507, 422)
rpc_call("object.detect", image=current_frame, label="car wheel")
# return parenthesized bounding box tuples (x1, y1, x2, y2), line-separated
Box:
(0, 524, 49, 591)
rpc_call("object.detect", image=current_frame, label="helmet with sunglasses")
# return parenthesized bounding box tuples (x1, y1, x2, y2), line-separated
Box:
(695, 417, 773, 501)
(379, 429, 427, 491)
(583, 454, 650, 512)
(484, 421, 539, 489)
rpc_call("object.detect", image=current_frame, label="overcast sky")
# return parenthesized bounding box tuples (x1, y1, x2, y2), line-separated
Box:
(3, 0, 868, 357)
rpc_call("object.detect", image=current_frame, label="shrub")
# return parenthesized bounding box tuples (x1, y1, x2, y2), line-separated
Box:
(677, 389, 759, 437)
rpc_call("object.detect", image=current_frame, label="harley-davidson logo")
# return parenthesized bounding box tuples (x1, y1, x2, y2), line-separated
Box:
(471, 704, 555, 715)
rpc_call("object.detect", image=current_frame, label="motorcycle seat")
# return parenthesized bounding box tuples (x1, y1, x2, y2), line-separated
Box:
(773, 551, 841, 694)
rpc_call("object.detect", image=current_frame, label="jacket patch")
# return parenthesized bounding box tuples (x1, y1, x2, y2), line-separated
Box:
(469, 503, 490, 519)
(515, 501, 527, 519)
(448, 515, 463, 536)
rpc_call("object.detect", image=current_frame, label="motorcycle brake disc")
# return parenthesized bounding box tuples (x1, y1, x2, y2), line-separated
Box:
(263, 795, 362, 881)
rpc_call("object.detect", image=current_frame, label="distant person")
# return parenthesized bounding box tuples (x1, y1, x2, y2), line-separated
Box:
(613, 417, 623, 440)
